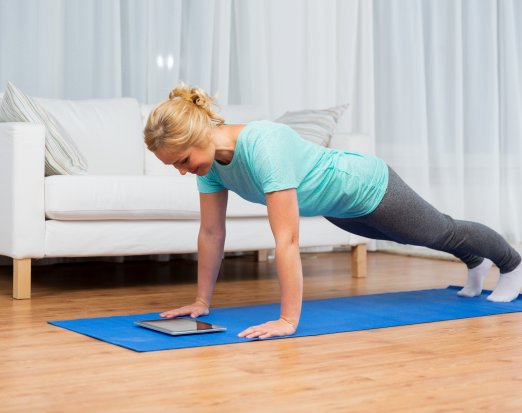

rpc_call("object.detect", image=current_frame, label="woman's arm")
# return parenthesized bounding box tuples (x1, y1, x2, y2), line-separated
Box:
(238, 188, 303, 339)
(196, 190, 228, 306)
(160, 190, 228, 318)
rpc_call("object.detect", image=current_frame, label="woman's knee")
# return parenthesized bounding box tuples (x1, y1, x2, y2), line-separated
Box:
(424, 215, 463, 250)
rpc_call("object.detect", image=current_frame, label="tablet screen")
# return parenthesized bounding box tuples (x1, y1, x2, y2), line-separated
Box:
(135, 318, 226, 336)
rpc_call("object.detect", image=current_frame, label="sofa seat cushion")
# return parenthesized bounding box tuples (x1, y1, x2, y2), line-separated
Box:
(45, 175, 267, 220)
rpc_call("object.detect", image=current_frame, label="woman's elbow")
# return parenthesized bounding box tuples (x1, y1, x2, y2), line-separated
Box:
(275, 233, 300, 248)
(199, 227, 226, 242)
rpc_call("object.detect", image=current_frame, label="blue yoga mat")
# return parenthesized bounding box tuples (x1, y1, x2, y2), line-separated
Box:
(49, 286, 522, 352)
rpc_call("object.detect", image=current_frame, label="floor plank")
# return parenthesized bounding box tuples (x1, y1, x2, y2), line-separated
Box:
(1, 251, 521, 413)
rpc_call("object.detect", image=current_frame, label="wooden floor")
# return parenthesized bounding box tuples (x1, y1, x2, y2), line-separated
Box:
(1, 251, 522, 413)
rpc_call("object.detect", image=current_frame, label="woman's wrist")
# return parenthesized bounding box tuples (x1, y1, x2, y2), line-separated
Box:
(195, 297, 210, 307)
(280, 316, 298, 328)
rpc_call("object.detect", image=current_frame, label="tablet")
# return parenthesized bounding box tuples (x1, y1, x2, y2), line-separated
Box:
(134, 318, 226, 336)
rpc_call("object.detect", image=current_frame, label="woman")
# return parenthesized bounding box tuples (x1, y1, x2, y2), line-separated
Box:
(144, 83, 522, 340)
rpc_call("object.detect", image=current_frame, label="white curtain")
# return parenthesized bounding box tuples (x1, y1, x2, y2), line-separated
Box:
(0, 0, 374, 135)
(229, 0, 374, 132)
(374, 0, 522, 254)
(2, 0, 520, 254)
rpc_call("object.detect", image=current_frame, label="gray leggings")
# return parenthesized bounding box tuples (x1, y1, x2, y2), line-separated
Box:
(325, 167, 521, 273)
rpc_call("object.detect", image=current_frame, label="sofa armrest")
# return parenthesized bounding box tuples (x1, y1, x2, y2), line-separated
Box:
(0, 123, 46, 258)
(329, 133, 374, 155)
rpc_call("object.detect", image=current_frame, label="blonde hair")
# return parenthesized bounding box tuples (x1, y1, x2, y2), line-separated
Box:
(144, 83, 224, 152)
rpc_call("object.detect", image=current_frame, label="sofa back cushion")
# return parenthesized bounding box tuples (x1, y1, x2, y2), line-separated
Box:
(37, 98, 143, 175)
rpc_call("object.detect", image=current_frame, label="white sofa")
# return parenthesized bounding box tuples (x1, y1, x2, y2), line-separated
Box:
(0, 94, 371, 299)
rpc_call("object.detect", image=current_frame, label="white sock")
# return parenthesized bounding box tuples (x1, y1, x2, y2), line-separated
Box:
(457, 258, 493, 298)
(487, 262, 522, 302)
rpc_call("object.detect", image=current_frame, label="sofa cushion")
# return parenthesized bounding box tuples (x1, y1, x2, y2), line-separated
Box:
(274, 104, 348, 147)
(45, 175, 267, 220)
(219, 105, 269, 124)
(37, 97, 144, 175)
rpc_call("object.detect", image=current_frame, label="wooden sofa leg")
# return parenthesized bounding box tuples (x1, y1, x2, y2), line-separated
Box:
(13, 258, 31, 299)
(256, 249, 270, 262)
(351, 244, 367, 278)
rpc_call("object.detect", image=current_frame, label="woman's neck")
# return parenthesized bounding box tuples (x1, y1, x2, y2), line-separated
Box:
(212, 124, 245, 165)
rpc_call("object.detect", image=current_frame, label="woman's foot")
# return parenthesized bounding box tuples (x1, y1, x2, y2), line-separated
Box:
(457, 258, 493, 298)
(487, 262, 522, 302)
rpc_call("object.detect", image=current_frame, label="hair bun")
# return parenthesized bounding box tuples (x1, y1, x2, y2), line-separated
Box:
(168, 83, 190, 101)
(165, 82, 224, 127)
(168, 83, 211, 110)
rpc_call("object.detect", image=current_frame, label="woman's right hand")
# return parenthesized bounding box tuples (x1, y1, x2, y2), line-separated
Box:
(160, 298, 210, 319)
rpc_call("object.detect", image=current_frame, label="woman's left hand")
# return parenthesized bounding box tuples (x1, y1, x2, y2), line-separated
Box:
(238, 318, 297, 340)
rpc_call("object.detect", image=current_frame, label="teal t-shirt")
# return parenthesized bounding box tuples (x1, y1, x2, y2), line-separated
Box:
(197, 120, 389, 218)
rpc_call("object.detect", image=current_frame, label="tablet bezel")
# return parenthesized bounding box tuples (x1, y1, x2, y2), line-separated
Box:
(134, 318, 227, 336)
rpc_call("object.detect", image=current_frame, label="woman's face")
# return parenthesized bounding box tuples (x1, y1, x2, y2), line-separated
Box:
(154, 143, 215, 176)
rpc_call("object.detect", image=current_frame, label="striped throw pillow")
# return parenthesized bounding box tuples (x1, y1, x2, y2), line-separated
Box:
(275, 104, 348, 147)
(0, 82, 88, 176)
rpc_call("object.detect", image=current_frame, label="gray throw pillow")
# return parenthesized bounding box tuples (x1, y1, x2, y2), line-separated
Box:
(275, 104, 348, 147)
(0, 82, 88, 175)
